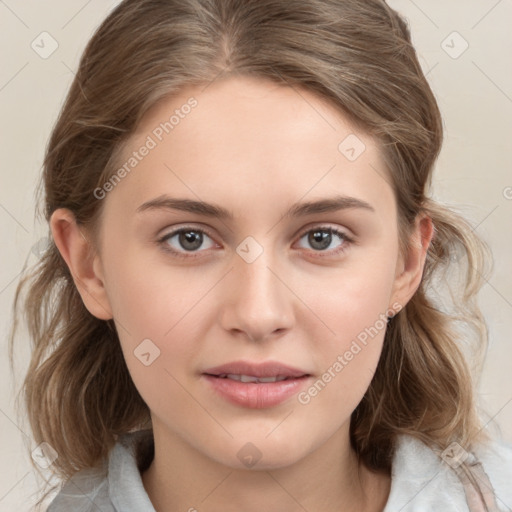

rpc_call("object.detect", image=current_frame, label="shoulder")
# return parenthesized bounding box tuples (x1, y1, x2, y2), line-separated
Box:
(384, 433, 512, 511)
(45, 464, 113, 512)
(473, 434, 512, 506)
(46, 430, 155, 512)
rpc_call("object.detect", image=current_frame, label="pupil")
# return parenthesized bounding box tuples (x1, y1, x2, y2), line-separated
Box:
(309, 230, 331, 250)
(180, 230, 202, 250)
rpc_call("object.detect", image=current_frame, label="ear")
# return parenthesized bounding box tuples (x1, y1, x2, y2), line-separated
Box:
(389, 213, 434, 311)
(50, 208, 113, 320)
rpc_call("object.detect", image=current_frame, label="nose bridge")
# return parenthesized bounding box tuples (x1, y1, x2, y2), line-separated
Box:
(221, 239, 294, 341)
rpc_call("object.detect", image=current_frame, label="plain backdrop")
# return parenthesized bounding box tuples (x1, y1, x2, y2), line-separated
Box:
(1, 0, 511, 509)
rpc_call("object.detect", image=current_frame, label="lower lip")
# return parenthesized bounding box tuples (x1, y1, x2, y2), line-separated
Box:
(202, 374, 311, 409)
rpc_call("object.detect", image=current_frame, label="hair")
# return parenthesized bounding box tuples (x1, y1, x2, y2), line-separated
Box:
(10, 0, 494, 503)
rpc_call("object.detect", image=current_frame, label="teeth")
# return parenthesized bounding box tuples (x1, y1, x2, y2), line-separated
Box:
(223, 374, 289, 383)
(258, 376, 283, 383)
(238, 374, 259, 383)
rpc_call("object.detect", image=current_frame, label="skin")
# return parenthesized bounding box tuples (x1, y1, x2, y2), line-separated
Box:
(51, 75, 433, 512)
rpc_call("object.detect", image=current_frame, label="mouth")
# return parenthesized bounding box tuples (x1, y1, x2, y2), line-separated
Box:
(204, 373, 310, 383)
(202, 360, 311, 379)
(201, 360, 312, 408)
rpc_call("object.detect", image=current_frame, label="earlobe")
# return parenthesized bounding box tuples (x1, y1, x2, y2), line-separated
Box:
(50, 208, 113, 320)
(390, 214, 434, 309)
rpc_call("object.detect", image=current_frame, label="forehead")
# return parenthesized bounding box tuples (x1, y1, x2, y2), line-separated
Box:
(133, 75, 368, 160)
(105, 75, 394, 220)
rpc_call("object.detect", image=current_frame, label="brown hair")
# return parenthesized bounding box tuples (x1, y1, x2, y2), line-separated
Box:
(10, 0, 493, 501)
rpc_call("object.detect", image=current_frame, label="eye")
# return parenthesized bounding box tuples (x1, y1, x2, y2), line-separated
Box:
(157, 224, 353, 260)
(158, 226, 217, 258)
(296, 226, 353, 256)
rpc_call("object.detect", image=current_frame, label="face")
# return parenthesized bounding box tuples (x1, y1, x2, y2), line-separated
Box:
(90, 75, 405, 469)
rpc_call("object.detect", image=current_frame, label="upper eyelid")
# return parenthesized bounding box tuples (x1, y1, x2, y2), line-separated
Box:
(297, 223, 351, 237)
(159, 224, 217, 242)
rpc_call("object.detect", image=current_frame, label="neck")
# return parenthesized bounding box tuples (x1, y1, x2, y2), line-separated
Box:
(141, 419, 391, 512)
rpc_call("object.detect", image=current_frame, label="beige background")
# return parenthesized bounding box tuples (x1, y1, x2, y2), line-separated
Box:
(1, 0, 511, 509)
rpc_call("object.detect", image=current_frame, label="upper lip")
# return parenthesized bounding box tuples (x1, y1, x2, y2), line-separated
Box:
(203, 360, 311, 378)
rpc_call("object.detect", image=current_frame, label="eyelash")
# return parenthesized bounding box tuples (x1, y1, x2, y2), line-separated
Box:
(157, 225, 354, 260)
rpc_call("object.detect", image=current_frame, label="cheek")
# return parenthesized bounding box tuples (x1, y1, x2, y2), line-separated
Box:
(297, 293, 388, 425)
(105, 261, 206, 419)
(102, 242, 205, 338)
(297, 252, 396, 406)
(101, 247, 212, 391)
(306, 252, 396, 346)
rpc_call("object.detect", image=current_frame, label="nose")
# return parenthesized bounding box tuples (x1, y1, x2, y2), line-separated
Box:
(219, 248, 295, 342)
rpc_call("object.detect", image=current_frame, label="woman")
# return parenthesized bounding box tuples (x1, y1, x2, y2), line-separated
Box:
(11, 0, 512, 510)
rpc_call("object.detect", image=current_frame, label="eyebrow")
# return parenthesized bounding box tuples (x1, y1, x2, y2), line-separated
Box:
(136, 194, 375, 219)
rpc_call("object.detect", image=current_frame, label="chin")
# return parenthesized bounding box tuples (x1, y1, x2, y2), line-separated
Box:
(211, 437, 309, 471)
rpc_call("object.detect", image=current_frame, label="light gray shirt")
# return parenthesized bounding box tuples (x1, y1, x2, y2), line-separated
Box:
(47, 430, 512, 511)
